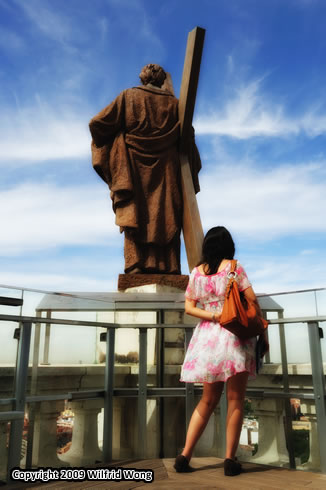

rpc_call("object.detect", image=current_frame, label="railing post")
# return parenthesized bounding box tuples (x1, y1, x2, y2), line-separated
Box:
(278, 312, 296, 469)
(307, 321, 326, 473)
(41, 311, 51, 365)
(7, 321, 32, 480)
(103, 327, 115, 463)
(138, 327, 148, 459)
(26, 318, 42, 468)
(184, 327, 195, 428)
(156, 310, 165, 458)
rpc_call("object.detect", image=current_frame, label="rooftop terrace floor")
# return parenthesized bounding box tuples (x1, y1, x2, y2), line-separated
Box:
(5, 457, 326, 489)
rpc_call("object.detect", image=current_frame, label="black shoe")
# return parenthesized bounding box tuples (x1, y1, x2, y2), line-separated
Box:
(174, 454, 194, 473)
(224, 458, 242, 476)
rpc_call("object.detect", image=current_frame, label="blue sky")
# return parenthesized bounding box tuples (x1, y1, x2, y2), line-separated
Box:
(0, 0, 325, 294)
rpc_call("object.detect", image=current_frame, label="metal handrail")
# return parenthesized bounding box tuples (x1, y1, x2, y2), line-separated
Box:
(1, 312, 326, 327)
(1, 308, 326, 478)
(269, 316, 326, 324)
(1, 282, 325, 297)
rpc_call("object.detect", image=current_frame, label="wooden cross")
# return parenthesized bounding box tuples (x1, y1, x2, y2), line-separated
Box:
(179, 27, 205, 271)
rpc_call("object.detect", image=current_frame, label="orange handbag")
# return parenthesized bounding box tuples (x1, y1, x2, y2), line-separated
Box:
(220, 260, 268, 340)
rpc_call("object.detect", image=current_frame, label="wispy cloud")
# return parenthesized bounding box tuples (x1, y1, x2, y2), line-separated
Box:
(294, 0, 320, 7)
(108, 0, 163, 45)
(195, 78, 326, 139)
(198, 160, 326, 237)
(0, 102, 91, 163)
(0, 25, 25, 53)
(242, 255, 326, 294)
(0, 182, 118, 255)
(15, 0, 75, 47)
(0, 270, 117, 292)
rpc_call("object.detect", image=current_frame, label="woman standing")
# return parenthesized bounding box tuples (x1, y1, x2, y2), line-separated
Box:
(174, 226, 268, 476)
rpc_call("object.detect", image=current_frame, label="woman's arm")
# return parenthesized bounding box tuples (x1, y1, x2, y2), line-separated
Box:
(244, 286, 269, 353)
(185, 298, 221, 323)
(243, 286, 263, 315)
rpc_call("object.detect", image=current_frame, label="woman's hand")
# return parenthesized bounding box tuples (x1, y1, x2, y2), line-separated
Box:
(259, 335, 270, 357)
(185, 299, 221, 323)
(212, 312, 222, 323)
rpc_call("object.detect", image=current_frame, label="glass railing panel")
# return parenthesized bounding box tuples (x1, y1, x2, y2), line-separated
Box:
(236, 396, 319, 471)
(238, 397, 259, 462)
(263, 313, 282, 364)
(315, 289, 326, 316)
(262, 289, 324, 364)
(291, 397, 315, 470)
(284, 322, 311, 364)
(1, 283, 325, 472)
(113, 311, 154, 389)
(0, 287, 23, 405)
(264, 290, 318, 318)
(319, 321, 326, 363)
(38, 323, 98, 365)
(0, 421, 9, 480)
(0, 287, 23, 358)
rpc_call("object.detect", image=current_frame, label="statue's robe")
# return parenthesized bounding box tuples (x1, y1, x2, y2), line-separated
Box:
(89, 85, 201, 274)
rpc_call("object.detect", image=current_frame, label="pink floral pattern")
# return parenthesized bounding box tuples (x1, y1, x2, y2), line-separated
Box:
(180, 261, 256, 383)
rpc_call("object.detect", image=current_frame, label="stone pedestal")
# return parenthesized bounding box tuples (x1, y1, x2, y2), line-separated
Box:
(195, 406, 220, 457)
(299, 401, 320, 471)
(102, 281, 194, 459)
(32, 401, 68, 467)
(122, 282, 191, 459)
(100, 396, 159, 460)
(118, 274, 189, 291)
(246, 399, 288, 465)
(0, 409, 9, 481)
(163, 397, 183, 455)
(143, 399, 159, 459)
(98, 398, 126, 459)
(60, 400, 102, 466)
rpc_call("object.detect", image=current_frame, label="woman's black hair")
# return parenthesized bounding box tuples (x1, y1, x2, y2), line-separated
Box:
(198, 226, 235, 275)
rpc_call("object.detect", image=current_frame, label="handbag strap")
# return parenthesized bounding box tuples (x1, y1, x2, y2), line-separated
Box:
(225, 259, 238, 298)
(230, 259, 237, 273)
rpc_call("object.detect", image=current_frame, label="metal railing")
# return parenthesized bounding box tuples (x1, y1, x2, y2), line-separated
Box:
(0, 289, 326, 480)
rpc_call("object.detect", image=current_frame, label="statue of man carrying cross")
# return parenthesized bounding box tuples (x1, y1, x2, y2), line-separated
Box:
(89, 28, 205, 275)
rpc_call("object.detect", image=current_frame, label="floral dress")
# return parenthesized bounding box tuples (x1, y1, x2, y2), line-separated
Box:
(180, 261, 256, 383)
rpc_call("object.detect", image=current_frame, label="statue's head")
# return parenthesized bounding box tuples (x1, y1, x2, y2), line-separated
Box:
(139, 64, 166, 88)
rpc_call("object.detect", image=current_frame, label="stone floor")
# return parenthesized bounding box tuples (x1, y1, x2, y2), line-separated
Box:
(5, 457, 326, 489)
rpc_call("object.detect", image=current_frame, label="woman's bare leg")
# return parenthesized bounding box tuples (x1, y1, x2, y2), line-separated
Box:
(181, 381, 224, 461)
(225, 371, 249, 460)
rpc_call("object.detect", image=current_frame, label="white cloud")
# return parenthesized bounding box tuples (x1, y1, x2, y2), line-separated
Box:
(15, 0, 164, 56)
(0, 26, 25, 53)
(0, 271, 117, 293)
(15, 0, 75, 47)
(195, 78, 326, 139)
(195, 156, 326, 293)
(0, 103, 91, 163)
(300, 249, 316, 256)
(243, 256, 326, 295)
(0, 182, 118, 255)
(198, 160, 326, 238)
(0, 168, 324, 294)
